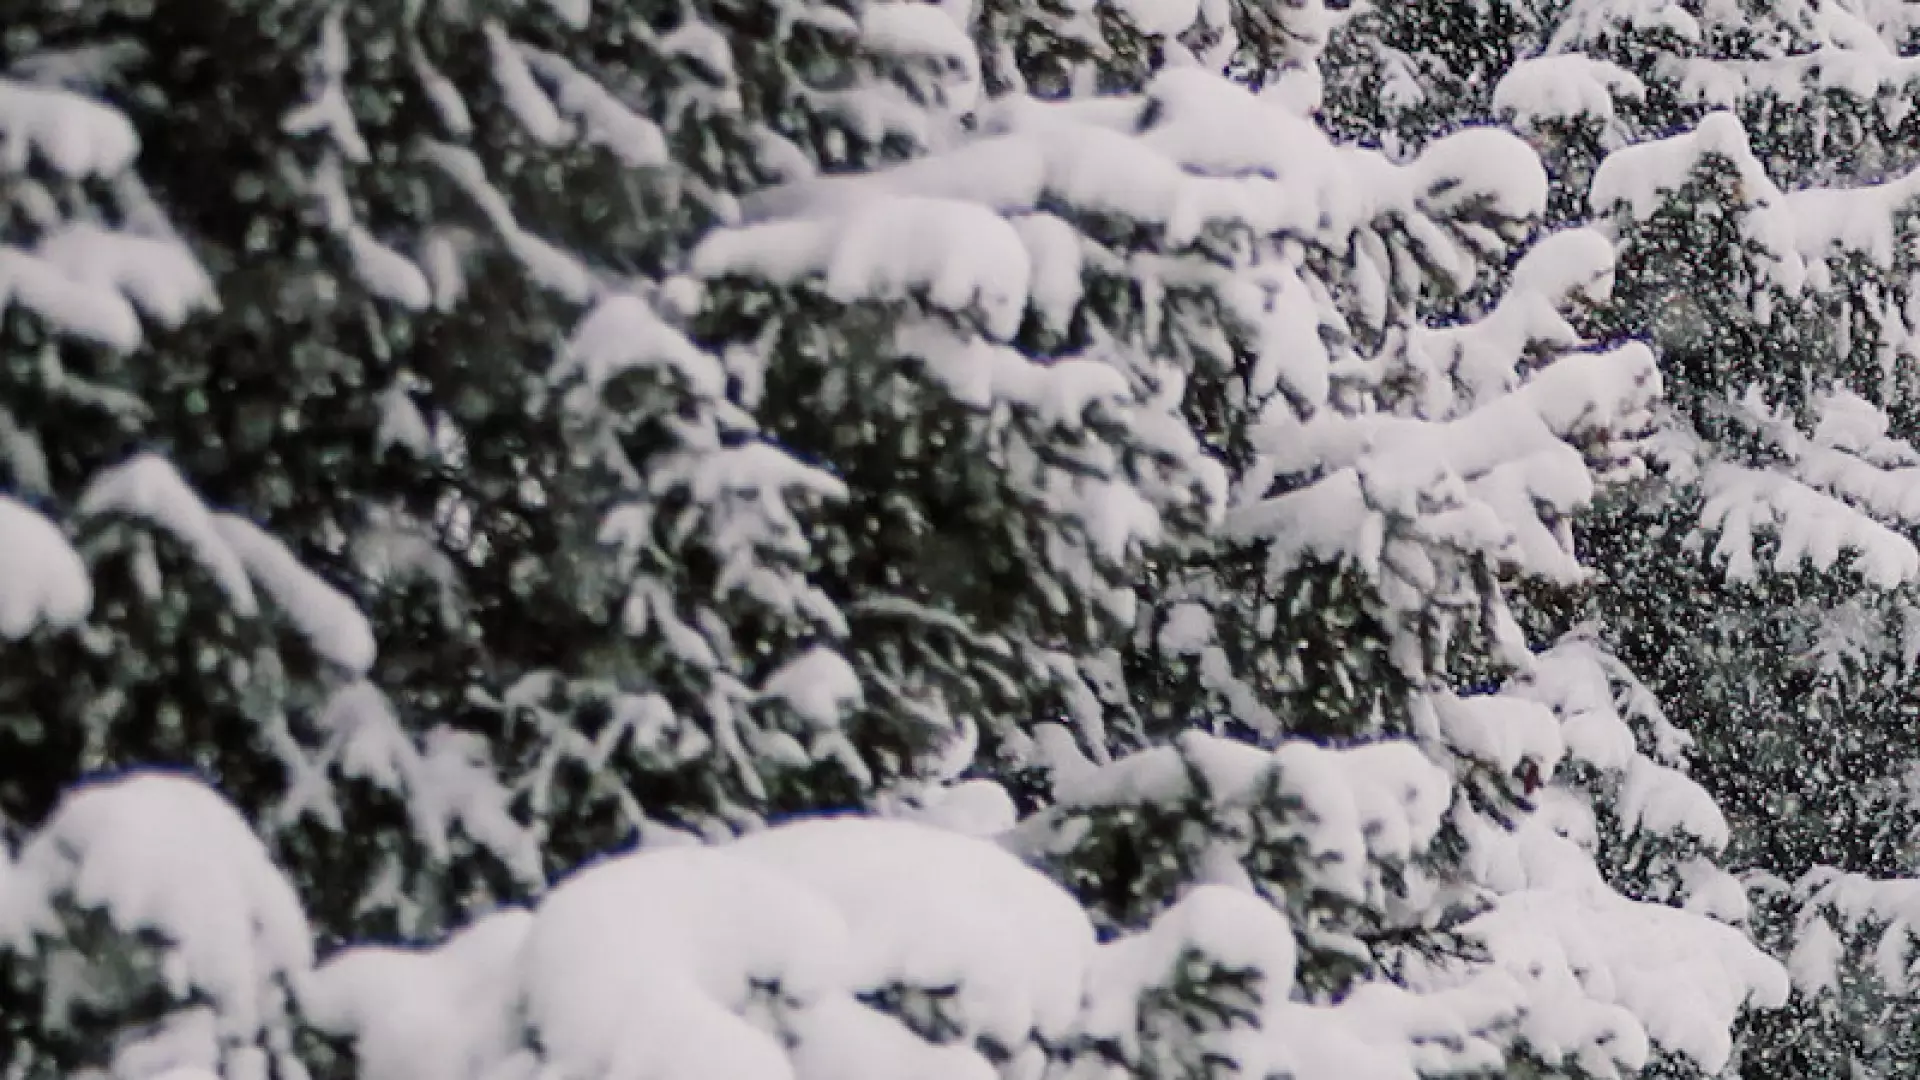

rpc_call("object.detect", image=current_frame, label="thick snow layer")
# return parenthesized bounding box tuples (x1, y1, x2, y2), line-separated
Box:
(860, 1, 982, 111)
(0, 496, 91, 639)
(521, 44, 670, 168)
(1233, 336, 1658, 604)
(1495, 54, 1645, 129)
(559, 293, 726, 401)
(2, 775, 313, 1044)
(517, 816, 1093, 1080)
(0, 245, 141, 348)
(1022, 731, 1450, 908)
(1591, 111, 1776, 217)
(1276, 739, 1453, 872)
(78, 454, 261, 614)
(1619, 756, 1730, 850)
(731, 816, 1097, 1046)
(891, 319, 1130, 422)
(694, 196, 1032, 340)
(521, 845, 841, 1080)
(901, 778, 1019, 837)
(305, 909, 534, 1080)
(1787, 868, 1920, 998)
(741, 67, 1541, 284)
(0, 78, 139, 177)
(1433, 691, 1566, 776)
(1699, 461, 1920, 585)
(757, 647, 863, 728)
(786, 997, 996, 1080)
(213, 514, 376, 675)
(1508, 632, 1692, 772)
(34, 224, 216, 329)
(316, 816, 1100, 1080)
(1077, 886, 1298, 1064)
(1469, 888, 1788, 1074)
(1080, 887, 1521, 1080)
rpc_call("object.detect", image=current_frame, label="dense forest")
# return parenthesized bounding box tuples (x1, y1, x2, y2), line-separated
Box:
(4, 0, 1920, 1076)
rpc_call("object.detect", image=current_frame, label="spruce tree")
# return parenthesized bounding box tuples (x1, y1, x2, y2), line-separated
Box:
(0, 2, 1822, 1080)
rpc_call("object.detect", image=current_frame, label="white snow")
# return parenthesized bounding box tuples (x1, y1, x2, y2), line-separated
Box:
(558, 293, 726, 402)
(694, 197, 1032, 340)
(311, 815, 1104, 1080)
(1494, 54, 1645, 138)
(344, 226, 431, 310)
(0, 245, 142, 349)
(419, 140, 598, 302)
(304, 909, 534, 1080)
(0, 496, 91, 639)
(1467, 889, 1788, 1074)
(78, 454, 260, 614)
(731, 817, 1097, 1045)
(521, 44, 670, 168)
(0, 78, 139, 177)
(758, 647, 863, 728)
(902, 779, 1018, 838)
(486, 22, 568, 146)
(33, 224, 217, 329)
(212, 513, 376, 675)
(1, 775, 314, 1046)
(1698, 461, 1920, 586)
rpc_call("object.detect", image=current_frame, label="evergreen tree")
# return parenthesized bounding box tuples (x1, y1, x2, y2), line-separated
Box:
(1459, 2, 1920, 1074)
(0, 2, 1818, 1080)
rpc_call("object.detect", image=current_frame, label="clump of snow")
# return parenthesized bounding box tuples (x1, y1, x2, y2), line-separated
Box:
(212, 514, 376, 675)
(521, 44, 670, 168)
(420, 140, 597, 303)
(1467, 889, 1788, 1074)
(901, 779, 1019, 838)
(1698, 461, 1920, 586)
(1080, 886, 1522, 1080)
(1, 775, 314, 1047)
(1433, 691, 1566, 778)
(1494, 55, 1645, 139)
(521, 844, 840, 1080)
(280, 6, 368, 162)
(731, 816, 1098, 1047)
(486, 22, 568, 146)
(758, 647, 864, 728)
(861, 2, 982, 112)
(556, 292, 725, 402)
(318, 815, 1101, 1080)
(694, 196, 1032, 340)
(344, 225, 431, 310)
(78, 454, 260, 614)
(1786, 869, 1920, 1001)
(0, 245, 142, 348)
(34, 224, 217, 329)
(0, 496, 91, 639)
(0, 78, 139, 177)
(305, 909, 534, 1080)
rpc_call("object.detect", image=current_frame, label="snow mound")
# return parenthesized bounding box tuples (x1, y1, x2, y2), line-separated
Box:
(0, 496, 91, 639)
(318, 815, 1099, 1080)
(731, 816, 1098, 1046)
(2, 774, 313, 1043)
(305, 909, 534, 1080)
